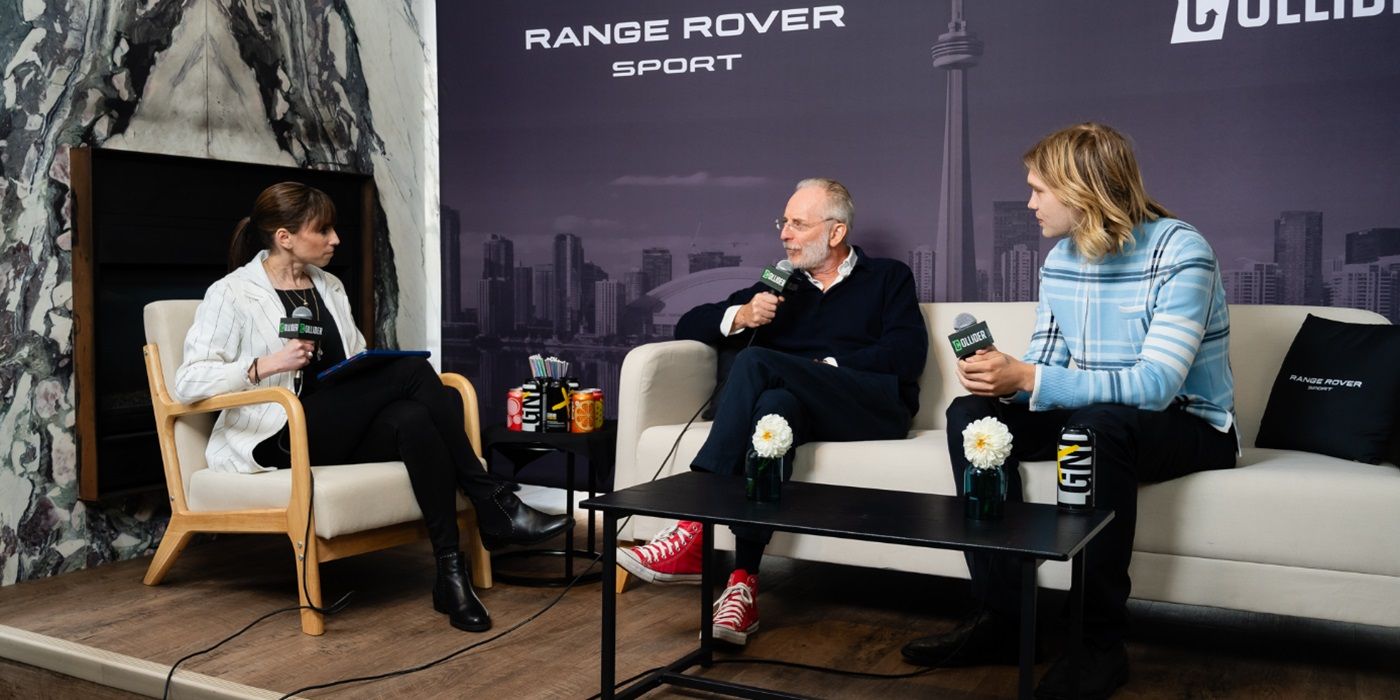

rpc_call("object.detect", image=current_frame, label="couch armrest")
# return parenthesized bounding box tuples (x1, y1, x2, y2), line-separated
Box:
(615, 340, 717, 492)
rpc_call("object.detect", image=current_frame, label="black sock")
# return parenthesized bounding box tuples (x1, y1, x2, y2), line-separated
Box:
(734, 536, 764, 574)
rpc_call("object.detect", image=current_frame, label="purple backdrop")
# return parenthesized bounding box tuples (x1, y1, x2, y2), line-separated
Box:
(438, 1, 1400, 428)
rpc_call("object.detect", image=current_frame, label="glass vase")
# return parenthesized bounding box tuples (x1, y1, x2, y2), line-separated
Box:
(745, 449, 782, 502)
(964, 465, 1007, 521)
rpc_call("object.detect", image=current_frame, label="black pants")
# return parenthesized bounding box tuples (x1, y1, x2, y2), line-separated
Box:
(945, 395, 1237, 647)
(692, 347, 911, 571)
(254, 357, 501, 556)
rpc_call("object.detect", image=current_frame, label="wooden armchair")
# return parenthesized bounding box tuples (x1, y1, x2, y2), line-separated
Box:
(141, 300, 492, 635)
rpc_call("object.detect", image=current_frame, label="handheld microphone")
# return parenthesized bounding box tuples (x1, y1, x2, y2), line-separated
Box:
(279, 306, 323, 384)
(279, 306, 324, 341)
(948, 312, 995, 359)
(760, 259, 794, 293)
(741, 260, 795, 350)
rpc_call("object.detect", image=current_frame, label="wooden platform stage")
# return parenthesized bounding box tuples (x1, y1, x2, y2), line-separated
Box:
(1, 521, 1397, 699)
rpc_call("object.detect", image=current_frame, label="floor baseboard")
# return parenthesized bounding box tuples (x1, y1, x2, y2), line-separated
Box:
(0, 625, 287, 700)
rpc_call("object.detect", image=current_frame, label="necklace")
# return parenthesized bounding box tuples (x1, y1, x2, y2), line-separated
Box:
(282, 285, 312, 307)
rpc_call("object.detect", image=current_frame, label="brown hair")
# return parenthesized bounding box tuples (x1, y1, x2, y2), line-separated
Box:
(227, 182, 337, 270)
(1022, 123, 1173, 262)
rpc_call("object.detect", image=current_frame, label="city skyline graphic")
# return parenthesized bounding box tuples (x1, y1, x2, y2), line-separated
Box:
(438, 0, 1400, 419)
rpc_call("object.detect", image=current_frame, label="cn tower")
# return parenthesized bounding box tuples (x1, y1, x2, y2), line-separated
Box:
(932, 0, 983, 302)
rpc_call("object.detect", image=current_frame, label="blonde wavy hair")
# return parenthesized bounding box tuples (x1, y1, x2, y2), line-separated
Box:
(1023, 123, 1173, 262)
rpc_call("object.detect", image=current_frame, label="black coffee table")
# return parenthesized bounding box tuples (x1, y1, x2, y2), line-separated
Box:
(582, 471, 1113, 700)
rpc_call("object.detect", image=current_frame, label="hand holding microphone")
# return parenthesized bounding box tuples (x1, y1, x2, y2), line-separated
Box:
(949, 313, 1033, 396)
(736, 293, 783, 329)
(275, 306, 323, 384)
(735, 260, 794, 331)
(265, 339, 316, 374)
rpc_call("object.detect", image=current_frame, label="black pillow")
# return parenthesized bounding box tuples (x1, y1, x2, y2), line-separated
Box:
(1256, 314, 1400, 463)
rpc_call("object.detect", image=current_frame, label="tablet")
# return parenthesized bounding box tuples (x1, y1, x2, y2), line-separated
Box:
(317, 349, 431, 382)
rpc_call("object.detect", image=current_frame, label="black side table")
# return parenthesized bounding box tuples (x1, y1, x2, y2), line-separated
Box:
(482, 421, 617, 586)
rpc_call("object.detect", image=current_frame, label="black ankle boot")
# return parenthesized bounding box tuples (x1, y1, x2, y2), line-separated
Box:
(434, 551, 491, 632)
(476, 488, 572, 551)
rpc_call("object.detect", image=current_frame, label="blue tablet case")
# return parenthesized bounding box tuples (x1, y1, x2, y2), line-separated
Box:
(317, 349, 431, 382)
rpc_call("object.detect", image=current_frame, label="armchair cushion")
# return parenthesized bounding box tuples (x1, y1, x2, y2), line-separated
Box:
(188, 463, 469, 540)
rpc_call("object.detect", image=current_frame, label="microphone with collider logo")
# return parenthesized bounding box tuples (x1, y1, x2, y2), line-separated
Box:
(743, 260, 795, 348)
(760, 259, 794, 293)
(948, 312, 995, 359)
(279, 306, 323, 385)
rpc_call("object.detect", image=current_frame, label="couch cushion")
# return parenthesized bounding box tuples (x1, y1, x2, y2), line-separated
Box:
(1131, 448, 1400, 578)
(188, 463, 469, 540)
(1255, 314, 1400, 463)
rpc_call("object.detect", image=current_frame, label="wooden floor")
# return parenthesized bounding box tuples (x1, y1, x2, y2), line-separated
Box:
(0, 523, 1397, 699)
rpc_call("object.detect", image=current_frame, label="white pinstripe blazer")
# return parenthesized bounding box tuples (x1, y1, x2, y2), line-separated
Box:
(174, 250, 367, 473)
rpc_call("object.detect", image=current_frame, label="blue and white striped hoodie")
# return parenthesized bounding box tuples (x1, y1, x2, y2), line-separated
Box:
(1020, 217, 1236, 435)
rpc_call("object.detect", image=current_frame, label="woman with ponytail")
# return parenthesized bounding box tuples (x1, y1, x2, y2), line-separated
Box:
(175, 182, 570, 633)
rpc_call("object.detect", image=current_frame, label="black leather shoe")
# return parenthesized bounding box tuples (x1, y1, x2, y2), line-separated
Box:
(901, 610, 1023, 667)
(1034, 642, 1129, 700)
(433, 551, 491, 632)
(476, 488, 572, 551)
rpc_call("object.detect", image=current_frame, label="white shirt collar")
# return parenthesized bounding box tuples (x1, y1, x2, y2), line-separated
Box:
(802, 246, 857, 292)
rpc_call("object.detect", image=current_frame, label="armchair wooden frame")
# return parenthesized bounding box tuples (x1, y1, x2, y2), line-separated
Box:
(142, 343, 492, 636)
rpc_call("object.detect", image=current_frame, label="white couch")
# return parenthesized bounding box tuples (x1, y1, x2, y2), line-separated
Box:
(614, 303, 1400, 628)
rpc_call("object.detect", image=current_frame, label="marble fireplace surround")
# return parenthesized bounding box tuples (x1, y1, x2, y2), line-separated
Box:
(0, 0, 441, 585)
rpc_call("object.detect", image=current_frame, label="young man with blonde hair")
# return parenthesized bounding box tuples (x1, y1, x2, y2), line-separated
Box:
(902, 124, 1237, 699)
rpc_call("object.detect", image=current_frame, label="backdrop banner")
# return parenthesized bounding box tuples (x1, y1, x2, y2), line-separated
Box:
(439, 1, 1400, 427)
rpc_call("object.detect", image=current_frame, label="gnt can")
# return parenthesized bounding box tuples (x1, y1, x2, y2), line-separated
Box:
(590, 388, 604, 429)
(1056, 425, 1096, 512)
(570, 390, 596, 433)
(520, 380, 542, 432)
(506, 388, 524, 431)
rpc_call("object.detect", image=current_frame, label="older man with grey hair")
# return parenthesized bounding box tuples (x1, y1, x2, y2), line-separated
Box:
(617, 177, 929, 645)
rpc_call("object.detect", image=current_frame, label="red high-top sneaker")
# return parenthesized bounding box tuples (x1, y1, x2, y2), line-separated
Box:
(712, 569, 759, 645)
(616, 520, 704, 584)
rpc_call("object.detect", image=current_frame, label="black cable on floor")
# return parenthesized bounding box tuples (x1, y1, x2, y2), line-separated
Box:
(711, 657, 937, 679)
(274, 552, 606, 699)
(576, 608, 975, 699)
(163, 475, 352, 700)
(161, 603, 301, 699)
(579, 664, 666, 700)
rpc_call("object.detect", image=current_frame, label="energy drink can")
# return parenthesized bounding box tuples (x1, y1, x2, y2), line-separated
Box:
(1056, 425, 1096, 512)
(506, 388, 524, 431)
(570, 390, 596, 433)
(520, 380, 542, 432)
(590, 388, 604, 429)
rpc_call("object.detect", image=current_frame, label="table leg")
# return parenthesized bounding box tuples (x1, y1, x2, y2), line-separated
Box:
(587, 459, 598, 554)
(1069, 550, 1085, 700)
(565, 452, 576, 579)
(699, 521, 715, 666)
(602, 512, 617, 699)
(1019, 558, 1038, 700)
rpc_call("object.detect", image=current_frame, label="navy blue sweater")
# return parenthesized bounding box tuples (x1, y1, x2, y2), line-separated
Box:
(675, 246, 929, 416)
